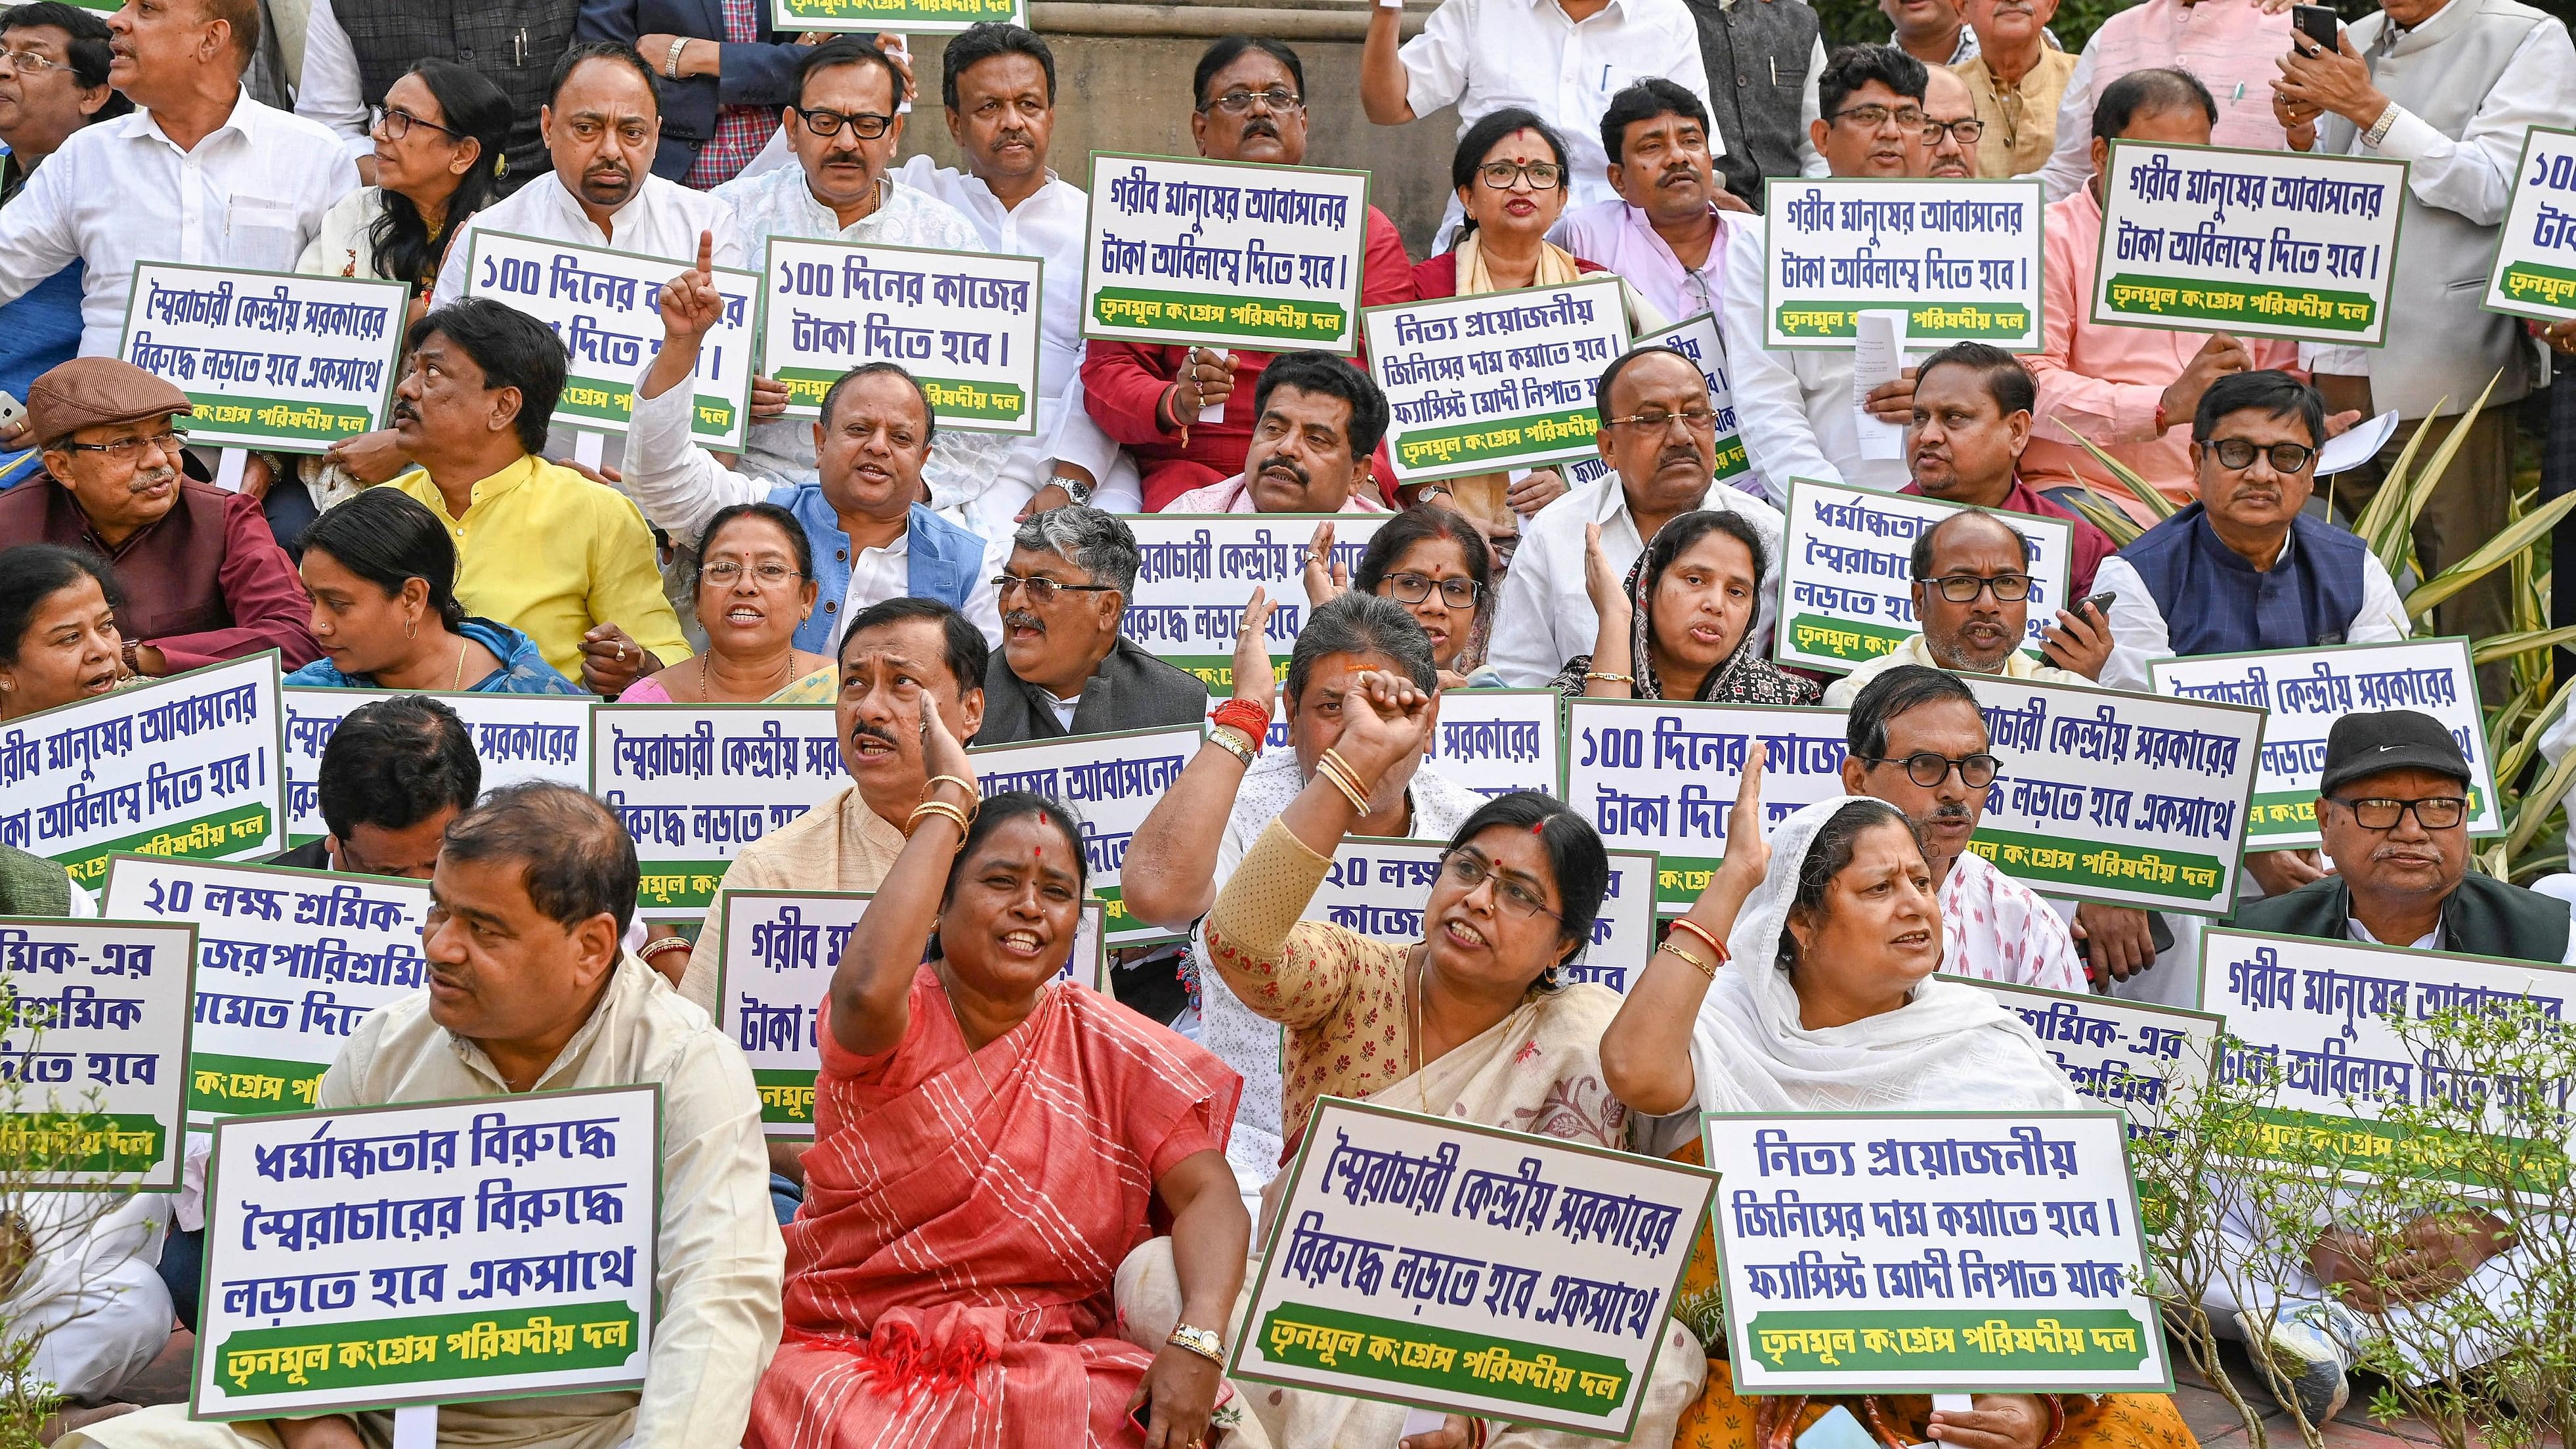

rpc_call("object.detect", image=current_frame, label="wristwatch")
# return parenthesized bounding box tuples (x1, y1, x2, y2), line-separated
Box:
(1050, 471, 1094, 506)
(664, 36, 691, 79)
(1166, 1324, 1225, 1365)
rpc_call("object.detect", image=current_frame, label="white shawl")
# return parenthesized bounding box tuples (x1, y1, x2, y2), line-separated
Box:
(1687, 797, 2080, 1114)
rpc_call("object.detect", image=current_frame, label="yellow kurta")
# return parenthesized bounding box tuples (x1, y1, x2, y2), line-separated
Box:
(1950, 47, 2080, 179)
(67, 956, 783, 1449)
(680, 781, 907, 1016)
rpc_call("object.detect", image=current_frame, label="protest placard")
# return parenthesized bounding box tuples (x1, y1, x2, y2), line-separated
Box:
(1304, 838, 1657, 993)
(2152, 638, 2497, 852)
(1081, 154, 1372, 355)
(1958, 676, 2264, 915)
(118, 263, 407, 452)
(2200, 927, 2575, 1191)
(2484, 127, 2576, 322)
(1704, 1110, 2169, 1394)
(1641, 313, 1751, 483)
(1774, 479, 2075, 672)
(1121, 515, 1388, 690)
(1560, 699, 1851, 910)
(1763, 179, 2046, 349)
(464, 228, 758, 450)
(0, 919, 192, 1188)
(192, 1085, 658, 1419)
(0, 654, 284, 890)
(970, 725, 1201, 946)
(1363, 278, 1627, 486)
(1421, 690, 1559, 802)
(102, 857, 427, 1125)
(590, 705, 843, 922)
(1951, 978, 2221, 1142)
(282, 689, 593, 847)
(713, 890, 1106, 1135)
(771, 0, 1022, 30)
(1231, 1096, 1713, 1434)
(762, 237, 1044, 434)
(2090, 141, 2405, 345)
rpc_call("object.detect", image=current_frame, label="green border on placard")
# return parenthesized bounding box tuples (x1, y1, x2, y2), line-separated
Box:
(589, 702, 840, 921)
(1113, 513, 1391, 687)
(768, 0, 1025, 34)
(1362, 276, 1631, 486)
(2483, 125, 2576, 324)
(1771, 477, 2075, 677)
(114, 261, 409, 454)
(0, 914, 194, 1190)
(1077, 152, 1373, 357)
(1761, 178, 2046, 352)
(758, 236, 1044, 435)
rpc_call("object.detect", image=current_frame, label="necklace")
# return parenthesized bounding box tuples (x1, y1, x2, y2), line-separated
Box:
(944, 976, 1047, 1106)
(451, 639, 467, 690)
(697, 649, 794, 703)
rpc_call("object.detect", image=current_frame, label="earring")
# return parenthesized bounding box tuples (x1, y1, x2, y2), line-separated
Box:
(406, 616, 418, 639)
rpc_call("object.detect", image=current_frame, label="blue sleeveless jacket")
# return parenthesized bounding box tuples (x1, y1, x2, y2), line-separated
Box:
(2120, 504, 2367, 657)
(765, 487, 984, 652)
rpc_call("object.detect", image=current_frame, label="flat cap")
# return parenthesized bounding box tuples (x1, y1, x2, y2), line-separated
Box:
(2318, 708, 2472, 796)
(26, 358, 193, 450)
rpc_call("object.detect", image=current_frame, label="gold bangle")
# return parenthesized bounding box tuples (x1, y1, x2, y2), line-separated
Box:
(1668, 916, 1730, 966)
(1205, 727, 1254, 766)
(922, 775, 979, 820)
(905, 799, 972, 839)
(1582, 671, 1635, 684)
(1657, 940, 1717, 979)
(1320, 747, 1379, 799)
(1312, 754, 1371, 813)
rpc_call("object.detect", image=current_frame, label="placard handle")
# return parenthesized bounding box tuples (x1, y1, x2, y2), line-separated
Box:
(213, 447, 248, 494)
(393, 1404, 436, 1449)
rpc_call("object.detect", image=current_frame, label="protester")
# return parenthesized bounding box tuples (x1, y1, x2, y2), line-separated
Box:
(1160, 351, 1394, 516)
(0, 1194, 169, 1426)
(1883, 0, 1975, 64)
(1951, 0, 2073, 177)
(0, 3, 129, 410)
(286, 487, 586, 693)
(1080, 36, 1417, 510)
(1901, 341, 2116, 592)
(2022, 69, 2300, 515)
(295, 0, 581, 188)
(678, 597, 987, 1012)
(2033, 0, 2291, 199)
(976, 505, 1207, 744)
(0, 358, 320, 675)
(1912, 62, 1981, 177)
(574, 0, 804, 185)
(1552, 80, 1742, 326)
(2277, 0, 2576, 653)
(1555, 509, 1818, 703)
(382, 298, 692, 691)
(620, 500, 834, 703)
(1305, 505, 1496, 686)
(1674, 0, 1829, 189)
(1194, 678, 1707, 1446)
(1488, 347, 1784, 687)
(68, 785, 786, 1449)
(1358, 0, 1713, 240)
(1809, 43, 1929, 188)
(1838, 666, 2085, 989)
(625, 236, 1010, 649)
(1123, 594, 1484, 1211)
(1828, 508, 2101, 691)
(268, 693, 483, 875)
(0, 543, 122, 720)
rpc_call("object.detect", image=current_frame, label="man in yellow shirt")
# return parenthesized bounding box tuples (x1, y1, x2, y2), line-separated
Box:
(383, 298, 690, 695)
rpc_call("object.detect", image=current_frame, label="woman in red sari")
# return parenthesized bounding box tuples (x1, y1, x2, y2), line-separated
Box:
(746, 701, 1253, 1449)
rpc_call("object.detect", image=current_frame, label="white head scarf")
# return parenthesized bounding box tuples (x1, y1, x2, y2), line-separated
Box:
(1687, 796, 2078, 1114)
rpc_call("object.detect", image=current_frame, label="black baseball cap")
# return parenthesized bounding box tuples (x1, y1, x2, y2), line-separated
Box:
(2318, 709, 2472, 796)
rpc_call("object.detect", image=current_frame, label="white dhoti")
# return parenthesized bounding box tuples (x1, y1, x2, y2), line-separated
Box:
(4, 1194, 174, 1402)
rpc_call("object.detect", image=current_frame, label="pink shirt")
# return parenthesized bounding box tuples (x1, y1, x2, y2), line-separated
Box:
(1551, 199, 1743, 326)
(1159, 474, 1390, 514)
(1943, 848, 2088, 995)
(2021, 188, 2302, 508)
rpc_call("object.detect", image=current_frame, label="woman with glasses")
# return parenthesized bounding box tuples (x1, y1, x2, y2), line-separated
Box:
(620, 502, 834, 703)
(1304, 506, 1497, 686)
(1553, 509, 1818, 704)
(283, 489, 584, 694)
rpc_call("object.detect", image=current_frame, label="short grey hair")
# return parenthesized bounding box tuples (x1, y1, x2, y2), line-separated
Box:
(1013, 505, 1140, 594)
(1286, 592, 1437, 708)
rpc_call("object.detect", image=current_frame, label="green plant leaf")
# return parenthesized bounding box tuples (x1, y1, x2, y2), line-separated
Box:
(2057, 489, 2144, 547)
(2504, 745, 2576, 859)
(2069, 433, 2176, 521)
(2472, 625, 2576, 666)
(2405, 489, 2576, 618)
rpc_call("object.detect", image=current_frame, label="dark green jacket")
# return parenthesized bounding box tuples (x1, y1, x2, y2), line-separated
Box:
(2233, 872, 2571, 964)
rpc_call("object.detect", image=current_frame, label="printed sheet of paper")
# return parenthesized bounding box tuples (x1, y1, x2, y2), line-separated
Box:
(2484, 125, 2576, 322)
(0, 918, 192, 1188)
(1365, 278, 1627, 485)
(1304, 838, 1657, 994)
(118, 263, 408, 451)
(1081, 154, 1371, 355)
(590, 706, 843, 922)
(1774, 479, 2074, 672)
(761, 238, 1044, 433)
(1764, 179, 2045, 350)
(282, 689, 593, 847)
(1120, 515, 1390, 691)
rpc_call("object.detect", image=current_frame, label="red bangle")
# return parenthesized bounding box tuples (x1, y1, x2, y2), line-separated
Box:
(1209, 699, 1270, 751)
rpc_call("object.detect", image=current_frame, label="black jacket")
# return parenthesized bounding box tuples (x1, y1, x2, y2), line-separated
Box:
(2233, 871, 2571, 964)
(974, 636, 1209, 745)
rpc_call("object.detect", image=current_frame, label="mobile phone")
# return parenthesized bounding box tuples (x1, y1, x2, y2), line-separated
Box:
(2081, 591, 2116, 619)
(2291, 5, 2340, 51)
(0, 391, 22, 435)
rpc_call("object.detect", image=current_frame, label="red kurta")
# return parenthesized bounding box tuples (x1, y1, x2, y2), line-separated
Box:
(748, 967, 1241, 1449)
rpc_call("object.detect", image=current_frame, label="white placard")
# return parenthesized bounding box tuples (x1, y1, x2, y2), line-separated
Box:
(970, 725, 1203, 946)
(1421, 690, 1559, 802)
(1763, 179, 2046, 351)
(1952, 976, 2223, 1142)
(118, 263, 408, 452)
(1960, 676, 2265, 915)
(1774, 478, 2076, 674)
(0, 654, 285, 891)
(769, 0, 1025, 33)
(1304, 838, 1657, 994)
(192, 1086, 658, 1419)
(2484, 125, 2576, 322)
(2093, 141, 2407, 346)
(762, 237, 1044, 434)
(282, 689, 594, 846)
(1121, 515, 1390, 692)
(1081, 154, 1372, 355)
(102, 857, 427, 1127)
(1703, 1110, 2170, 1394)
(1364, 278, 1627, 485)
(1230, 1096, 1715, 1435)
(463, 228, 758, 450)
(589, 705, 842, 922)
(1639, 313, 1751, 485)
(2151, 638, 2496, 852)
(0, 919, 192, 1188)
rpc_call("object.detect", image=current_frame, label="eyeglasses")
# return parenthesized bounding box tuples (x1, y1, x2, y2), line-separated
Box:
(0, 45, 66, 74)
(700, 560, 804, 588)
(1923, 573, 2034, 603)
(1199, 87, 1302, 116)
(790, 105, 895, 139)
(1863, 751, 2002, 789)
(56, 427, 187, 462)
(1476, 160, 1563, 190)
(2209, 438, 2317, 473)
(2330, 796, 2468, 831)
(994, 573, 1119, 607)
(375, 106, 462, 142)
(1442, 852, 1559, 920)
(1604, 408, 1720, 434)
(1921, 117, 1986, 144)
(1380, 572, 1482, 608)
(1829, 103, 1927, 132)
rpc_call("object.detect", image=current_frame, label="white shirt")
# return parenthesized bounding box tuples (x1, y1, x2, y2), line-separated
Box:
(1486, 468, 1786, 686)
(1401, 0, 1717, 237)
(2088, 547, 2411, 692)
(2338, 15, 2576, 228)
(0, 91, 356, 357)
(1717, 212, 1905, 490)
(293, 0, 377, 162)
(620, 363, 1007, 646)
(431, 169, 745, 311)
(2349, 913, 2576, 965)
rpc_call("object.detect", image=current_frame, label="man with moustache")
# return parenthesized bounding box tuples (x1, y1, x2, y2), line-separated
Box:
(974, 506, 1205, 744)
(1159, 351, 1394, 515)
(1897, 341, 2116, 593)
(1823, 509, 2101, 706)
(1914, 62, 1983, 177)
(1839, 664, 2086, 990)
(1883, 0, 1975, 64)
(0, 3, 130, 412)
(1950, 0, 2073, 177)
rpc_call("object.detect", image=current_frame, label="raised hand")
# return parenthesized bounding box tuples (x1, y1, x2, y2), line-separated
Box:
(1231, 588, 1279, 713)
(1328, 669, 1434, 790)
(917, 685, 976, 800)
(1581, 522, 1629, 623)
(1304, 520, 1348, 607)
(656, 230, 726, 343)
(1714, 740, 1772, 898)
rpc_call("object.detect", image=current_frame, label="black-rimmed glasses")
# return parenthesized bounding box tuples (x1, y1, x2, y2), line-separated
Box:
(1862, 751, 2002, 789)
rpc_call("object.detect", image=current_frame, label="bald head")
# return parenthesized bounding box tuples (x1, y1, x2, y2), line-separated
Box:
(1912, 509, 2033, 672)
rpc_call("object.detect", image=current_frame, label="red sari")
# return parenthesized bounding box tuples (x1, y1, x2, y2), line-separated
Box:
(748, 968, 1241, 1449)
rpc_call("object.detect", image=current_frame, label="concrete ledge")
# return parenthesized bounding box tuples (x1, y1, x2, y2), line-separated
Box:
(1029, 0, 1433, 38)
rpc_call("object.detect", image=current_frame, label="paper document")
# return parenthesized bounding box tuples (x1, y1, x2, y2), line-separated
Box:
(1852, 309, 1908, 462)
